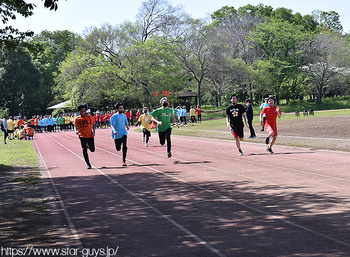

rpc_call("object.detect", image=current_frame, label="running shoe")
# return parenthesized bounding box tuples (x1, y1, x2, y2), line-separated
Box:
(87, 164, 92, 169)
(145, 143, 148, 147)
(122, 161, 127, 166)
(167, 152, 172, 158)
(239, 149, 243, 156)
(248, 136, 256, 139)
(265, 136, 270, 145)
(266, 147, 274, 154)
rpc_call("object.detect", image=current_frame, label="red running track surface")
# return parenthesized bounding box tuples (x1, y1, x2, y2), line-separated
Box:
(33, 128, 350, 257)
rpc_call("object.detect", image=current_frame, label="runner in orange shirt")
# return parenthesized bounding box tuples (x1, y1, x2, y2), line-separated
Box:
(75, 104, 96, 169)
(260, 97, 282, 154)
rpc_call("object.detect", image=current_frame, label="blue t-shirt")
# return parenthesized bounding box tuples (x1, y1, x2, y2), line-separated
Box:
(181, 108, 187, 117)
(110, 113, 128, 139)
(52, 118, 57, 125)
(46, 118, 53, 126)
(176, 109, 181, 117)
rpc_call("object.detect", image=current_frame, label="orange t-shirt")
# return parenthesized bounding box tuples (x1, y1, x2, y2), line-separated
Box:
(17, 119, 24, 127)
(74, 114, 95, 138)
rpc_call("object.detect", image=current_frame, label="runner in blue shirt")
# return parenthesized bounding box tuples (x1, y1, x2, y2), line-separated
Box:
(110, 103, 129, 166)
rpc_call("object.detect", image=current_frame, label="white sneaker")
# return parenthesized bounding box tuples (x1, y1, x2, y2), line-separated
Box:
(122, 161, 127, 166)
(145, 143, 148, 147)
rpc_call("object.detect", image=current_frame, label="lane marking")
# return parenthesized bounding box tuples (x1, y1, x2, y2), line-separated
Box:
(60, 135, 350, 249)
(48, 135, 226, 257)
(96, 135, 350, 184)
(33, 138, 83, 249)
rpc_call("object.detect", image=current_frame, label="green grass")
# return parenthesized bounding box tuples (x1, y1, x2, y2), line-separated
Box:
(0, 138, 38, 168)
(0, 137, 39, 185)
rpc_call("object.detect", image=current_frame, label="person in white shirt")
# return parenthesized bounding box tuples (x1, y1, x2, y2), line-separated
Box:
(2, 115, 9, 144)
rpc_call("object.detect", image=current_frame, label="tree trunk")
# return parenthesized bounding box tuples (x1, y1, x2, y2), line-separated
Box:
(317, 85, 323, 104)
(197, 82, 201, 106)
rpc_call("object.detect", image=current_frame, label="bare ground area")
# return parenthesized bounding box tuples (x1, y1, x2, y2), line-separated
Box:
(260, 116, 350, 152)
(0, 163, 77, 254)
(174, 115, 350, 152)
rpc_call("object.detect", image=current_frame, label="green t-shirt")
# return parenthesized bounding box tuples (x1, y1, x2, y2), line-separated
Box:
(57, 117, 65, 125)
(151, 107, 175, 132)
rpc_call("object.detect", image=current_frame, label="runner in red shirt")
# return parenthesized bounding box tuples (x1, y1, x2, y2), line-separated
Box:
(260, 97, 282, 154)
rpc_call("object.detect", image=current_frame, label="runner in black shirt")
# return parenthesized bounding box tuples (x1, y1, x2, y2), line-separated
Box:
(226, 95, 248, 155)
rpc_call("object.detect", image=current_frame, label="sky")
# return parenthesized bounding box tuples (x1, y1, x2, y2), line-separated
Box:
(7, 0, 350, 35)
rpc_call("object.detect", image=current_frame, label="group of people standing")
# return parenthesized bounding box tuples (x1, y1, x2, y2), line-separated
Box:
(176, 105, 202, 125)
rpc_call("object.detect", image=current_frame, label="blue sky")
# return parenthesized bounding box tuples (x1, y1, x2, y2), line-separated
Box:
(8, 0, 350, 35)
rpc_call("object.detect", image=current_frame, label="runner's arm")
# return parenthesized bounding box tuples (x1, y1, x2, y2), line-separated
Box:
(276, 106, 282, 118)
(151, 116, 162, 126)
(171, 115, 179, 128)
(259, 112, 264, 126)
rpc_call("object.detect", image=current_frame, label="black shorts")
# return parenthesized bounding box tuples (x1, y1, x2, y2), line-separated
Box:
(79, 137, 95, 152)
(230, 124, 244, 138)
(8, 130, 14, 133)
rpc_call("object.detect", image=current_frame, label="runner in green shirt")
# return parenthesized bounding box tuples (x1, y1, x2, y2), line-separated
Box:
(151, 97, 178, 158)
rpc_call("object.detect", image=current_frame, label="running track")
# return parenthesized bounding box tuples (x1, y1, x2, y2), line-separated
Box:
(33, 129, 350, 257)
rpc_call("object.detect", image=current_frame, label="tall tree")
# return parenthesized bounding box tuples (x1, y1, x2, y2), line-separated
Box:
(303, 33, 350, 103)
(0, 47, 41, 116)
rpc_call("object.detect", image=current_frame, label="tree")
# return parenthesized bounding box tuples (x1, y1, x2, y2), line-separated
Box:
(0, 0, 60, 49)
(303, 33, 350, 103)
(0, 47, 41, 116)
(174, 19, 212, 106)
(29, 30, 80, 113)
(250, 20, 312, 102)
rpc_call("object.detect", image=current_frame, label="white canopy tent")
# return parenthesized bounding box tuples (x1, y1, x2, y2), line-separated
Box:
(47, 100, 72, 110)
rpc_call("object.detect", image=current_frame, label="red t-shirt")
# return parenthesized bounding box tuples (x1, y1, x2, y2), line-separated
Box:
(261, 106, 281, 127)
(196, 108, 202, 115)
(94, 114, 99, 122)
(99, 115, 104, 122)
(125, 112, 130, 119)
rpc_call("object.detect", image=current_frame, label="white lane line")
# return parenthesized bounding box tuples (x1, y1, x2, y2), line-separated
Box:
(33, 138, 83, 249)
(75, 136, 350, 249)
(178, 128, 350, 141)
(49, 135, 226, 257)
(97, 135, 350, 184)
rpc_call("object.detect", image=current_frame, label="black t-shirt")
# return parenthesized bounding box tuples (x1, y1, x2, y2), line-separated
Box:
(226, 104, 246, 127)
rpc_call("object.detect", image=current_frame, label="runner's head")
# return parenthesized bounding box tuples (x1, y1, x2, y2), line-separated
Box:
(160, 97, 169, 108)
(245, 99, 251, 105)
(77, 104, 88, 116)
(230, 94, 238, 105)
(114, 102, 124, 114)
(268, 97, 275, 107)
(143, 107, 148, 113)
